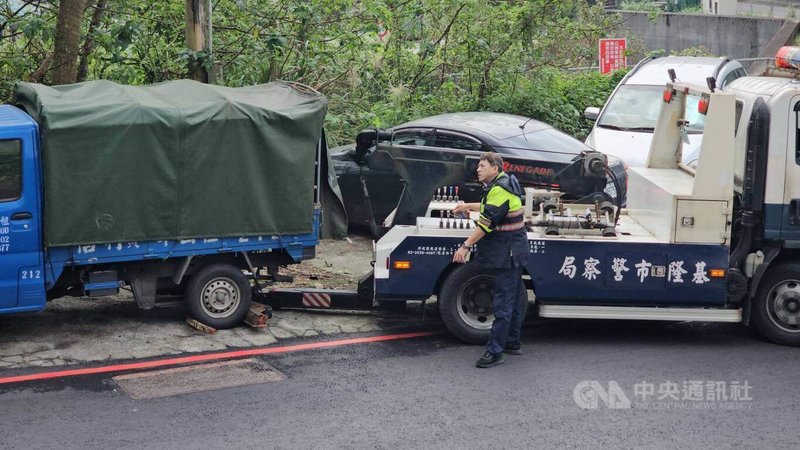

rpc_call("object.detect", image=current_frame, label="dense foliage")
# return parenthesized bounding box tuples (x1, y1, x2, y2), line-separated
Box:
(1, 1, 633, 143)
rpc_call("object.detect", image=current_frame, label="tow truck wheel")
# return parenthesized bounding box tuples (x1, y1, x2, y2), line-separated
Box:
(752, 264, 800, 346)
(186, 264, 252, 329)
(438, 263, 494, 345)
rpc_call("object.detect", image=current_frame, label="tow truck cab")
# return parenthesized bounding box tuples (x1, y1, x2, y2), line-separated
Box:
(724, 76, 800, 243)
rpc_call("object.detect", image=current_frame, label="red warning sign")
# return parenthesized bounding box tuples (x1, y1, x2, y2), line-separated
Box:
(599, 38, 627, 74)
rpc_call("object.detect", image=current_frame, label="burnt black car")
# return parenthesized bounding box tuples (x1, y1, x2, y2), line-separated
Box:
(331, 112, 626, 231)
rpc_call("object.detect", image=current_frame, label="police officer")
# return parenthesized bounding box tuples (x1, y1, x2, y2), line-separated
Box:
(453, 152, 529, 368)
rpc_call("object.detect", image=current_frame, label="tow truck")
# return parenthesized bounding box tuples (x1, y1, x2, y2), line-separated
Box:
(269, 47, 800, 347)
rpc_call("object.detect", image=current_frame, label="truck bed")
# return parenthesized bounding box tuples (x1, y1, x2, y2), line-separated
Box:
(43, 211, 321, 288)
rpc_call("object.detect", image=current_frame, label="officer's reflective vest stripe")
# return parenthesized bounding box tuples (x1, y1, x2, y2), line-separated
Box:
(494, 209, 524, 231)
(478, 172, 524, 233)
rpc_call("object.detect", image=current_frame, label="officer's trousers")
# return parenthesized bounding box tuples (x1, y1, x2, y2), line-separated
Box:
(486, 265, 528, 355)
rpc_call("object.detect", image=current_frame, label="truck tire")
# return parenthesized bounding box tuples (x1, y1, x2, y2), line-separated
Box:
(438, 263, 494, 345)
(752, 264, 800, 346)
(186, 264, 252, 329)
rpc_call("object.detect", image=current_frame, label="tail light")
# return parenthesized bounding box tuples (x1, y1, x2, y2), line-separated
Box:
(698, 97, 710, 115)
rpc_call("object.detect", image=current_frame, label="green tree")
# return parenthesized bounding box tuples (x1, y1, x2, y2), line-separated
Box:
(1, 0, 632, 142)
(52, 0, 86, 84)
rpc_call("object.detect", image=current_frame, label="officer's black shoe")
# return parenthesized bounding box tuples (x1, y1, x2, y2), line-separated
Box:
(504, 342, 523, 356)
(476, 351, 505, 368)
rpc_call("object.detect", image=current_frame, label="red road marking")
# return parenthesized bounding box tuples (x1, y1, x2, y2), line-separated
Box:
(0, 331, 436, 385)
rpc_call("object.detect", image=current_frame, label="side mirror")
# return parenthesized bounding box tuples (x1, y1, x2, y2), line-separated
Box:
(583, 107, 600, 121)
(354, 129, 393, 165)
(706, 76, 717, 93)
(354, 129, 377, 165)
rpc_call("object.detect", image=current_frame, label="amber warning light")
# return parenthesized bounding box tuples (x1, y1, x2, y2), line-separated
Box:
(393, 261, 412, 270)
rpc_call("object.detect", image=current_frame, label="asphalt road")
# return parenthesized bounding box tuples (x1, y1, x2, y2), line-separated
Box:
(1, 319, 798, 449)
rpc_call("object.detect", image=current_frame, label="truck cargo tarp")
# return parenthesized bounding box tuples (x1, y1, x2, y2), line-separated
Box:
(14, 79, 347, 246)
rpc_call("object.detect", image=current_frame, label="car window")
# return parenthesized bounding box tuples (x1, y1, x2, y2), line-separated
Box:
(392, 128, 433, 146)
(721, 68, 745, 88)
(683, 95, 707, 134)
(0, 140, 21, 202)
(432, 131, 483, 151)
(598, 85, 705, 134)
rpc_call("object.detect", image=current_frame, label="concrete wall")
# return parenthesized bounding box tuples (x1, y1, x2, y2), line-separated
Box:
(614, 11, 791, 61)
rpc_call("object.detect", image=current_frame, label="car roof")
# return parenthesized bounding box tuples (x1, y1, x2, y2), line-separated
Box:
(395, 112, 550, 141)
(626, 56, 743, 86)
(726, 75, 794, 97)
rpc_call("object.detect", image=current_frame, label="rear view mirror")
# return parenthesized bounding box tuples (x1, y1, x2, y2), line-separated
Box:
(354, 129, 393, 165)
(584, 107, 600, 121)
(354, 129, 378, 165)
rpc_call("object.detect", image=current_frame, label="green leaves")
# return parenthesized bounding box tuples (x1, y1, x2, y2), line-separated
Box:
(0, 0, 633, 145)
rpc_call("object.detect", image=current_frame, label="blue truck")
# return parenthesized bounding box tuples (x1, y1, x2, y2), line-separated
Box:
(0, 80, 336, 329)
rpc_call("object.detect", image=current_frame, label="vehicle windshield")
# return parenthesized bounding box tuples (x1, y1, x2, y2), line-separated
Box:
(497, 127, 591, 155)
(598, 85, 706, 134)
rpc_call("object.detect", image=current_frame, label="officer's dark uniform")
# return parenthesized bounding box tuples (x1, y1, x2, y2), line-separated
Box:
(475, 171, 529, 356)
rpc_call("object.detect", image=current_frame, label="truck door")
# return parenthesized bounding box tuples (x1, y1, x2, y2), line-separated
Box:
(0, 128, 44, 310)
(782, 99, 800, 240)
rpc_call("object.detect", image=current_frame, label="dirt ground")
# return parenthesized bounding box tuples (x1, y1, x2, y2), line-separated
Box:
(274, 235, 374, 290)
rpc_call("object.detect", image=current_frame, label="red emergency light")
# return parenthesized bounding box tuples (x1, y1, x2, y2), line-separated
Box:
(698, 96, 710, 115)
(775, 46, 800, 70)
(663, 89, 675, 103)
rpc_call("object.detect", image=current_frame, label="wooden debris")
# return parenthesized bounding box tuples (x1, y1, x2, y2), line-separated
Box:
(186, 317, 217, 334)
(244, 303, 268, 328)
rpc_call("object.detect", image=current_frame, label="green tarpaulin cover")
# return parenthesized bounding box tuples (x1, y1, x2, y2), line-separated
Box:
(14, 79, 345, 247)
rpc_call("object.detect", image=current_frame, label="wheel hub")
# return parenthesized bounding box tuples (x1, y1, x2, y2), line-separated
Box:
(768, 281, 800, 330)
(465, 290, 492, 315)
(456, 276, 495, 329)
(202, 278, 240, 317)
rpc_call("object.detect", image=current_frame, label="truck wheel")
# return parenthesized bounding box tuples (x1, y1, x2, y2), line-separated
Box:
(186, 264, 252, 329)
(438, 263, 494, 345)
(752, 264, 800, 346)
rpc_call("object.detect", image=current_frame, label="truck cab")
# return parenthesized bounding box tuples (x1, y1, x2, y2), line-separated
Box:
(0, 106, 45, 313)
(724, 76, 800, 242)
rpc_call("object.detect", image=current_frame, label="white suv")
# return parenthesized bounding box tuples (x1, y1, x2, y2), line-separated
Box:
(584, 56, 747, 167)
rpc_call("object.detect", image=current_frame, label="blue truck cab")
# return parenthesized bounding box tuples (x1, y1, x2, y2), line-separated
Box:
(0, 106, 44, 314)
(0, 103, 321, 328)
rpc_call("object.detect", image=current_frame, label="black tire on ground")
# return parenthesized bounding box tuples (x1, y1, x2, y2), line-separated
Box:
(186, 263, 252, 329)
(752, 263, 800, 346)
(438, 263, 495, 345)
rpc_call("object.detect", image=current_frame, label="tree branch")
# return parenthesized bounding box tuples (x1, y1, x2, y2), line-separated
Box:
(77, 0, 107, 82)
(409, 2, 466, 90)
